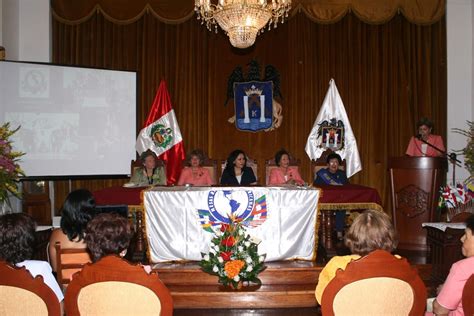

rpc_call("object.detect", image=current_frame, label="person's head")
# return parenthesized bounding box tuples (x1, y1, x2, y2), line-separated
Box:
(416, 117, 434, 138)
(187, 149, 205, 168)
(60, 189, 96, 242)
(0, 46, 5, 60)
(85, 213, 132, 262)
(275, 149, 290, 168)
(326, 152, 342, 174)
(461, 214, 474, 258)
(344, 210, 398, 256)
(0, 213, 36, 264)
(140, 150, 157, 170)
(226, 149, 247, 172)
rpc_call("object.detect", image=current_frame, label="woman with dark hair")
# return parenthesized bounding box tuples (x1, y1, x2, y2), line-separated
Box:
(315, 210, 399, 304)
(406, 117, 445, 157)
(0, 213, 63, 302)
(177, 149, 214, 186)
(130, 150, 166, 186)
(429, 214, 474, 315)
(85, 213, 133, 262)
(220, 149, 257, 186)
(48, 189, 95, 272)
(268, 149, 304, 185)
(313, 152, 348, 186)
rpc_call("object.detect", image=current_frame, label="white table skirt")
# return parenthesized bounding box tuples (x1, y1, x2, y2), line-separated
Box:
(144, 186, 320, 263)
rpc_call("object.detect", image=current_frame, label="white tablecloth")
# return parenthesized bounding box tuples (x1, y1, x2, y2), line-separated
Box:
(144, 186, 320, 262)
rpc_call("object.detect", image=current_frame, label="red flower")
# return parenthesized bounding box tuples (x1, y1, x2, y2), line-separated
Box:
(221, 236, 235, 247)
(220, 251, 232, 261)
(220, 224, 229, 232)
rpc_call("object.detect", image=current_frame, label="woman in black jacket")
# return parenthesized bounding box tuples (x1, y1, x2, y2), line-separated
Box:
(220, 149, 257, 186)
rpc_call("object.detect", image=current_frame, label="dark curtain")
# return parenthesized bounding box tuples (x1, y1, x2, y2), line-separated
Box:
(51, 9, 446, 213)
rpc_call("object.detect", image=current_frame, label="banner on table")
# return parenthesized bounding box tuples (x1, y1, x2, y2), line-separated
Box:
(144, 186, 320, 262)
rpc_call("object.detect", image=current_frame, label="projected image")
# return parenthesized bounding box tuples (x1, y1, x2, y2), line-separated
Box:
(6, 113, 79, 159)
(19, 67, 50, 98)
(0, 61, 137, 177)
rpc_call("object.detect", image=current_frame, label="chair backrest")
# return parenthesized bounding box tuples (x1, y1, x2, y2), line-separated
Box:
(321, 250, 427, 316)
(221, 157, 258, 181)
(265, 155, 300, 185)
(130, 158, 166, 177)
(0, 260, 61, 316)
(55, 242, 91, 290)
(202, 158, 218, 185)
(65, 255, 173, 316)
(462, 274, 474, 315)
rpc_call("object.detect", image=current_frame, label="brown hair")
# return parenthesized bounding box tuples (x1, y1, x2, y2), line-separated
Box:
(186, 149, 205, 167)
(344, 210, 398, 256)
(85, 213, 132, 262)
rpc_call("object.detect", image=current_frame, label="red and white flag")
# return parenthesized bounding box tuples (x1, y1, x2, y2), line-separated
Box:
(136, 80, 185, 185)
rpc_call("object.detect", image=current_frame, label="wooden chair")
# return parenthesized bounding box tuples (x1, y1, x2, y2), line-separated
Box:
(220, 157, 258, 182)
(0, 260, 61, 316)
(265, 155, 300, 185)
(321, 250, 427, 316)
(462, 274, 474, 315)
(55, 242, 91, 290)
(65, 255, 173, 316)
(200, 156, 218, 185)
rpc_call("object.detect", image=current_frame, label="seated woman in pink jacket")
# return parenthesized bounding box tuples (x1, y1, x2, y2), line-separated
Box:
(177, 149, 214, 186)
(406, 117, 445, 157)
(268, 149, 304, 185)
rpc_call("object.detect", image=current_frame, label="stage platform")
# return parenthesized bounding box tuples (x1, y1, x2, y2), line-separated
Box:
(152, 260, 433, 311)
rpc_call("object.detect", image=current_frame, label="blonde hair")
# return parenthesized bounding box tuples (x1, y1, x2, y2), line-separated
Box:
(344, 210, 398, 256)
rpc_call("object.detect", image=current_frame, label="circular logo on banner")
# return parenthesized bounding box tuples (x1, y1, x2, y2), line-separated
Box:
(208, 190, 254, 223)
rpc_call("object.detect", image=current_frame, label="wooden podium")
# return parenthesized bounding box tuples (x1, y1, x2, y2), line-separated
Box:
(389, 157, 446, 251)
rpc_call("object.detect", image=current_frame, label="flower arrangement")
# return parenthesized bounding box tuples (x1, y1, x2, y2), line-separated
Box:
(0, 123, 25, 205)
(453, 120, 474, 178)
(438, 181, 474, 220)
(200, 216, 266, 289)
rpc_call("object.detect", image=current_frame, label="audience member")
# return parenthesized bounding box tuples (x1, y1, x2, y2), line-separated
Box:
(268, 149, 304, 185)
(84, 212, 151, 273)
(0, 213, 63, 302)
(406, 117, 445, 157)
(220, 149, 257, 186)
(85, 212, 133, 262)
(130, 150, 166, 186)
(177, 149, 214, 186)
(48, 189, 95, 272)
(429, 214, 474, 315)
(315, 210, 399, 304)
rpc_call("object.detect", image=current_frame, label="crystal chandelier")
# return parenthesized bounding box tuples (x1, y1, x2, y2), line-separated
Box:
(195, 0, 291, 49)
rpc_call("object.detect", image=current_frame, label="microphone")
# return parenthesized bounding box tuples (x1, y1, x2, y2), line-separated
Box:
(415, 134, 422, 140)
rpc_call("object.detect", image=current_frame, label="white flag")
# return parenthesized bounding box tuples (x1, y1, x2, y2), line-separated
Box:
(305, 79, 362, 178)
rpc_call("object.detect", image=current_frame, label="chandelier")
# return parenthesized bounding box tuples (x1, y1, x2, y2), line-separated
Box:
(195, 0, 291, 49)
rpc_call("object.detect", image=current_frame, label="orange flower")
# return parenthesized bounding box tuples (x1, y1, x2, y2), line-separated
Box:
(224, 260, 245, 279)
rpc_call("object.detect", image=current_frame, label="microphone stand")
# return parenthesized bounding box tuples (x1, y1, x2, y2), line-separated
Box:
(416, 135, 462, 185)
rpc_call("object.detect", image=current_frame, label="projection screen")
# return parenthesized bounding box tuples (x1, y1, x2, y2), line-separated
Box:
(0, 61, 137, 178)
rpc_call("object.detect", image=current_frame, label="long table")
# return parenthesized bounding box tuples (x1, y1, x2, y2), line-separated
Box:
(143, 186, 321, 263)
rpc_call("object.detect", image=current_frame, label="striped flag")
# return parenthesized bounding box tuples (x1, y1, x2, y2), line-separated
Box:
(135, 80, 185, 185)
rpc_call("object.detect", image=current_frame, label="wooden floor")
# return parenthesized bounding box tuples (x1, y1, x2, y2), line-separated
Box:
(152, 252, 433, 314)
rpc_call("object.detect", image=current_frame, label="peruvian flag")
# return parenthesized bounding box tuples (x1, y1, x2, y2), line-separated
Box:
(135, 80, 185, 185)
